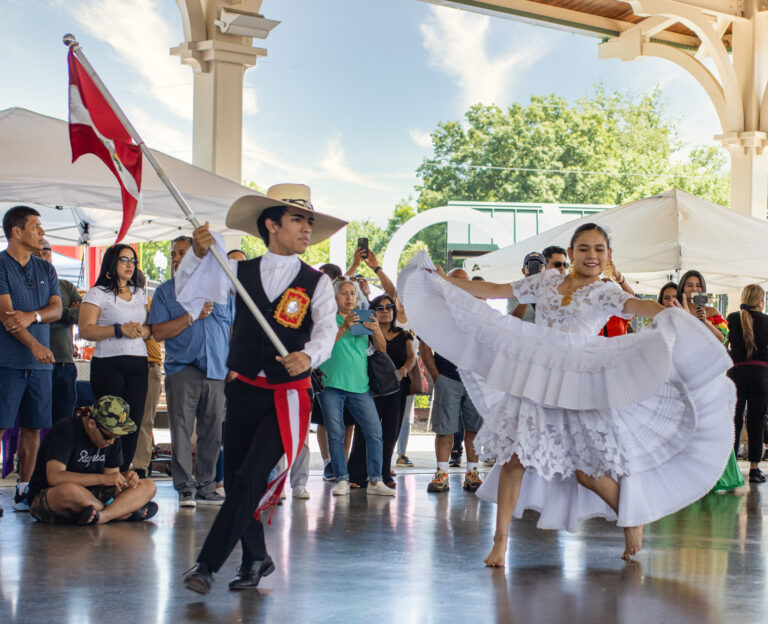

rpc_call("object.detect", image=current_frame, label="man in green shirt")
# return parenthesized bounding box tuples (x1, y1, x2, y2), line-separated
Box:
(37, 240, 81, 423)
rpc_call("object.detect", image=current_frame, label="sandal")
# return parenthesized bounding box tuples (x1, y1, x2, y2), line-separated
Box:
(127, 501, 159, 522)
(77, 505, 100, 526)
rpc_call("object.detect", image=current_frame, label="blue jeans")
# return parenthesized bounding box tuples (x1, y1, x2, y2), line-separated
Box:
(318, 387, 382, 483)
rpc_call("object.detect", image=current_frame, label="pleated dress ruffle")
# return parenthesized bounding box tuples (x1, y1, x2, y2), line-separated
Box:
(398, 252, 735, 531)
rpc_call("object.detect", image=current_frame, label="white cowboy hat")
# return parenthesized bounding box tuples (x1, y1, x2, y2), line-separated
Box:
(226, 183, 347, 245)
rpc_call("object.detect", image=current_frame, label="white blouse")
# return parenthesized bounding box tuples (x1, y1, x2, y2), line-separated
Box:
(82, 286, 148, 358)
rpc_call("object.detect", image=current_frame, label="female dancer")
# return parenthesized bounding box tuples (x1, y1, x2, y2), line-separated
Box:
(398, 223, 734, 565)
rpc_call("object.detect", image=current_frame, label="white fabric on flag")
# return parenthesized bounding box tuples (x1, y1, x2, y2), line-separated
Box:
(174, 232, 231, 319)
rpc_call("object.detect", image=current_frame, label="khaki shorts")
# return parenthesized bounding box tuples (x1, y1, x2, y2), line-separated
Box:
(430, 375, 483, 435)
(30, 485, 117, 524)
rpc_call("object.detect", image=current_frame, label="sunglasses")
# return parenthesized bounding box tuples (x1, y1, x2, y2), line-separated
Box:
(374, 304, 395, 312)
(94, 421, 119, 441)
(118, 256, 137, 265)
(551, 261, 569, 269)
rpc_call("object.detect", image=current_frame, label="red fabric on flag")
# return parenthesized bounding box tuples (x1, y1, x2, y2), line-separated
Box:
(67, 49, 142, 243)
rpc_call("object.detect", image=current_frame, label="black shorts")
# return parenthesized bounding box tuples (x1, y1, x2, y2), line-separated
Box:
(310, 398, 356, 427)
(30, 485, 117, 524)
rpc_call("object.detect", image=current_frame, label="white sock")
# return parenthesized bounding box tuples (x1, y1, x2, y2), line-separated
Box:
(466, 462, 478, 472)
(322, 457, 331, 467)
(18, 481, 29, 493)
(437, 461, 449, 473)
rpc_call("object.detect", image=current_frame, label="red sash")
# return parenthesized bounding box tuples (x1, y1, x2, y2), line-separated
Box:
(235, 373, 312, 522)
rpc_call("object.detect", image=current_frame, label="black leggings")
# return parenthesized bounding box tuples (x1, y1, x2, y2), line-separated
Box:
(90, 356, 148, 471)
(728, 365, 768, 464)
(349, 378, 409, 485)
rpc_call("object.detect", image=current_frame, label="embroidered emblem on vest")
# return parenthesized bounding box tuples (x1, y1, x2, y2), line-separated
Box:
(274, 287, 311, 329)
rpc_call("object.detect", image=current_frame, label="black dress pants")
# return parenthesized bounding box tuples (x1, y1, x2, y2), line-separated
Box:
(90, 355, 148, 471)
(349, 378, 409, 485)
(197, 380, 300, 572)
(728, 365, 768, 463)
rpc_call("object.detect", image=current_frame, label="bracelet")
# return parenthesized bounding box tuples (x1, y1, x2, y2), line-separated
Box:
(113, 323, 123, 339)
(617, 276, 625, 285)
(373, 266, 382, 274)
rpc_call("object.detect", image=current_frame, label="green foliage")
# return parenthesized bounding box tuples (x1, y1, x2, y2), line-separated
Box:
(398, 240, 430, 272)
(138, 240, 171, 282)
(414, 85, 729, 211)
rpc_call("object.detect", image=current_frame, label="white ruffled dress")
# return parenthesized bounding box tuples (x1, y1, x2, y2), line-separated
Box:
(398, 252, 735, 532)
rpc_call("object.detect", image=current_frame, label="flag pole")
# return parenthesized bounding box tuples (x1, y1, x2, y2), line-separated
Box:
(63, 34, 289, 357)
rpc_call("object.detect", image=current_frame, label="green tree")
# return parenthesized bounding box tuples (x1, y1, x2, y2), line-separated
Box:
(414, 86, 729, 244)
(138, 240, 171, 282)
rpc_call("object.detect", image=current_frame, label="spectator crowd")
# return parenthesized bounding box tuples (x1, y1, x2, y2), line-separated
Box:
(1, 200, 767, 528)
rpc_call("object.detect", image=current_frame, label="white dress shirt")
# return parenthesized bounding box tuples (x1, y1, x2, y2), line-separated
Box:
(175, 248, 337, 370)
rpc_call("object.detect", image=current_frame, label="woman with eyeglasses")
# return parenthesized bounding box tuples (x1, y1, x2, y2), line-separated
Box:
(348, 294, 416, 488)
(317, 278, 395, 497)
(78, 244, 151, 471)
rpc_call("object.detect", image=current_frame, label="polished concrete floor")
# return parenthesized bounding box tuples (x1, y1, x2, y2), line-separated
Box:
(0, 468, 764, 624)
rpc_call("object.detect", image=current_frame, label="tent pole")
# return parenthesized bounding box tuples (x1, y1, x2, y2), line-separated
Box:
(62, 33, 288, 357)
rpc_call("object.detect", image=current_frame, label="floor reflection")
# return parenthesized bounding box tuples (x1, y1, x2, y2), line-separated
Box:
(0, 474, 765, 622)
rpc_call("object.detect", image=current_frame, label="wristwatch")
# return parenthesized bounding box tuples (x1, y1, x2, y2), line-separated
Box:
(373, 266, 382, 274)
(34, 311, 42, 324)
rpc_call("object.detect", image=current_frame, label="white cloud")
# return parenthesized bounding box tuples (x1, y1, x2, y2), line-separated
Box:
(243, 89, 258, 116)
(126, 105, 191, 157)
(420, 5, 542, 108)
(409, 128, 433, 148)
(320, 136, 395, 191)
(63, 0, 192, 120)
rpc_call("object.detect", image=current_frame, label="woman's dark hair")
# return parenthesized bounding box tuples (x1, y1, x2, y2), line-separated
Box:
(657, 281, 678, 305)
(370, 294, 398, 332)
(257, 206, 287, 245)
(676, 270, 706, 305)
(94, 244, 138, 295)
(569, 223, 611, 249)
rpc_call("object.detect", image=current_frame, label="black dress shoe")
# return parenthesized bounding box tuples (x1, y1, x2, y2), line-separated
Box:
(184, 563, 214, 594)
(749, 468, 766, 483)
(228, 556, 275, 590)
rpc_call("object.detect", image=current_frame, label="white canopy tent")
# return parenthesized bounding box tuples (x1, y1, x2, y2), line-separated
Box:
(0, 107, 262, 245)
(465, 189, 768, 297)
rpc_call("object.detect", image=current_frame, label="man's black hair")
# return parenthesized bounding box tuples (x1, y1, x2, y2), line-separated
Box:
(256, 206, 288, 245)
(93, 244, 138, 296)
(227, 249, 247, 259)
(3, 205, 40, 239)
(172, 235, 193, 247)
(318, 263, 342, 280)
(542, 245, 567, 262)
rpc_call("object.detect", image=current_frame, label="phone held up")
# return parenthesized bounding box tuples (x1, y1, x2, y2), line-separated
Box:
(526, 259, 542, 275)
(692, 293, 713, 307)
(350, 308, 374, 335)
(357, 237, 369, 260)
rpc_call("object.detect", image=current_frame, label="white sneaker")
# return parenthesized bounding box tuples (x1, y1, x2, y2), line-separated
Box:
(293, 485, 310, 499)
(367, 481, 395, 497)
(332, 480, 350, 496)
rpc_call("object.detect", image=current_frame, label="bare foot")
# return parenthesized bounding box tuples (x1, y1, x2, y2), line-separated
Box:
(622, 525, 644, 560)
(484, 537, 507, 567)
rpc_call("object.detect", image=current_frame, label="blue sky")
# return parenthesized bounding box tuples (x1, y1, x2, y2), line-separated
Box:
(1, 0, 721, 225)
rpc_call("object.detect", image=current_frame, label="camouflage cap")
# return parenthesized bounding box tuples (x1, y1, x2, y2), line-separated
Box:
(91, 395, 136, 436)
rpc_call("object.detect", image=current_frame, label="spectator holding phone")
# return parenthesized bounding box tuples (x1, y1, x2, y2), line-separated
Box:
(672, 270, 728, 343)
(346, 246, 397, 301)
(727, 284, 768, 483)
(316, 278, 394, 497)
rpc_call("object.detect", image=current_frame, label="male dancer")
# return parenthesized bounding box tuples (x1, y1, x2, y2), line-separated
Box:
(179, 184, 345, 593)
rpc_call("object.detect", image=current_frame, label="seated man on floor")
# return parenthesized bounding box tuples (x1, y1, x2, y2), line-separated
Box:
(26, 395, 158, 525)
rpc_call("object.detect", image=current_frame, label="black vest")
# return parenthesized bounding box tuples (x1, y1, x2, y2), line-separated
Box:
(227, 257, 322, 383)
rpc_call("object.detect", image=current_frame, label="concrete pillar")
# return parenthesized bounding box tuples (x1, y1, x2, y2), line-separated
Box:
(172, 0, 278, 183)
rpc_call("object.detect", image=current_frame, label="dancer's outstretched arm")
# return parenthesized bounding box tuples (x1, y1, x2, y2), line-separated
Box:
(432, 266, 514, 300)
(623, 297, 664, 319)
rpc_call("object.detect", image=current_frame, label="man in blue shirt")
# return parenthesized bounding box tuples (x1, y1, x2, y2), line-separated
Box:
(0, 206, 62, 514)
(149, 235, 234, 507)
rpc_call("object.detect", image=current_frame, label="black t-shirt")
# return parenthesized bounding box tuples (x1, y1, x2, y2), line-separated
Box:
(385, 329, 413, 371)
(433, 351, 461, 381)
(728, 310, 768, 363)
(27, 417, 123, 502)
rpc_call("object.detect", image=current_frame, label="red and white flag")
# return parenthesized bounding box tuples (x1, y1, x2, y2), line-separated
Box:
(67, 49, 142, 243)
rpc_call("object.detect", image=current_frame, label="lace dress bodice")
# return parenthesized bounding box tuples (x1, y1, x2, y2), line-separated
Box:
(511, 269, 633, 335)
